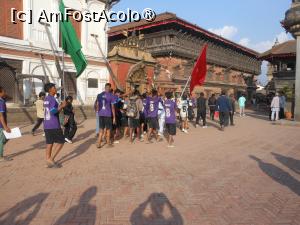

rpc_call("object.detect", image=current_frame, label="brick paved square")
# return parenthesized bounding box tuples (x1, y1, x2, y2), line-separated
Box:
(0, 115, 300, 225)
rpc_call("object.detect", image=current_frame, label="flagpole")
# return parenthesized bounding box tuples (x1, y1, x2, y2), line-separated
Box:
(62, 50, 66, 99)
(180, 74, 192, 98)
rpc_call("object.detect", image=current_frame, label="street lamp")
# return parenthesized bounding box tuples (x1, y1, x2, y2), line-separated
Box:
(282, 0, 300, 121)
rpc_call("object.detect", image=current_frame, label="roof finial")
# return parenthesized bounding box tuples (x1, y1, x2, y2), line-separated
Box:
(273, 38, 279, 47)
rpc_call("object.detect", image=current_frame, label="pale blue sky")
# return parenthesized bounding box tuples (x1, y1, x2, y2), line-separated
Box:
(111, 0, 293, 82)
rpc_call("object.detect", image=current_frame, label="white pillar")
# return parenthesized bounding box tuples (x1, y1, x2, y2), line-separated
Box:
(295, 36, 300, 121)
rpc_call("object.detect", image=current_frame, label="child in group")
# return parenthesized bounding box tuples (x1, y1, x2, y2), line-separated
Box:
(178, 94, 189, 133)
(145, 89, 162, 143)
(164, 92, 177, 148)
(140, 93, 148, 137)
(63, 96, 77, 144)
(43, 83, 66, 168)
(32, 91, 46, 136)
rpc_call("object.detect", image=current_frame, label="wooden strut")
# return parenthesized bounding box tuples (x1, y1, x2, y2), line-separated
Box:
(91, 34, 123, 91)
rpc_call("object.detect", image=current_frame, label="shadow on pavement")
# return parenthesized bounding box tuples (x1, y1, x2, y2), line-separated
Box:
(130, 193, 184, 225)
(0, 193, 49, 225)
(7, 140, 45, 159)
(271, 152, 300, 175)
(53, 186, 97, 225)
(249, 155, 300, 196)
(246, 111, 270, 121)
(57, 129, 96, 164)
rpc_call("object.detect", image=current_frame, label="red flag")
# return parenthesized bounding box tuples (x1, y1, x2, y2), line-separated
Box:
(190, 44, 208, 94)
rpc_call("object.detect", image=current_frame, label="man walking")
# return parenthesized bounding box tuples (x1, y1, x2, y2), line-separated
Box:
(208, 94, 217, 120)
(196, 92, 207, 128)
(43, 83, 66, 168)
(96, 83, 116, 148)
(238, 94, 246, 117)
(271, 93, 280, 121)
(0, 87, 12, 162)
(229, 94, 236, 126)
(216, 90, 232, 131)
(32, 92, 45, 135)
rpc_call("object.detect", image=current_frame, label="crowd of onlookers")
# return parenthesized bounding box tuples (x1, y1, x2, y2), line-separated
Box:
(0, 82, 286, 167)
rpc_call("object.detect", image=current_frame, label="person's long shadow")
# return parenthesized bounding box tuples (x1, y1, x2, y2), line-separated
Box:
(250, 155, 300, 196)
(6, 140, 45, 159)
(72, 129, 95, 142)
(57, 136, 96, 164)
(130, 193, 184, 225)
(53, 186, 97, 225)
(0, 193, 49, 225)
(271, 152, 300, 175)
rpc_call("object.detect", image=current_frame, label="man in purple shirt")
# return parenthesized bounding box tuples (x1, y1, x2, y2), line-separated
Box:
(43, 83, 66, 168)
(164, 92, 177, 148)
(0, 86, 11, 162)
(145, 89, 162, 143)
(96, 83, 116, 148)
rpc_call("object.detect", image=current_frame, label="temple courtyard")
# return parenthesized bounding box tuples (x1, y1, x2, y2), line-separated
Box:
(0, 113, 299, 225)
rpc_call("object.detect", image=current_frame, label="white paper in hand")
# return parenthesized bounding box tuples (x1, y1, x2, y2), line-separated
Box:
(3, 127, 22, 139)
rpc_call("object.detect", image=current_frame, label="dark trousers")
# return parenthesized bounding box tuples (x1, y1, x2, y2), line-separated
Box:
(279, 108, 285, 119)
(219, 111, 229, 127)
(229, 112, 234, 125)
(64, 116, 77, 140)
(32, 118, 44, 132)
(209, 108, 215, 120)
(196, 110, 206, 126)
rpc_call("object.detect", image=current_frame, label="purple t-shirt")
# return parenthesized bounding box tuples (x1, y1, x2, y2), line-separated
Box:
(97, 92, 116, 117)
(43, 95, 60, 130)
(164, 99, 177, 124)
(146, 96, 161, 118)
(0, 98, 7, 129)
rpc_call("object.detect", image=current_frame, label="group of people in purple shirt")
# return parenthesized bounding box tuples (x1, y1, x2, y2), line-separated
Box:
(0, 82, 237, 168)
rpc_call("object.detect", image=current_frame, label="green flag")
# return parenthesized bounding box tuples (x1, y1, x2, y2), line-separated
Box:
(59, 0, 87, 77)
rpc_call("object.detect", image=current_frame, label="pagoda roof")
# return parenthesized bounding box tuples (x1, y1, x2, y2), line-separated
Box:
(108, 12, 259, 58)
(260, 40, 296, 60)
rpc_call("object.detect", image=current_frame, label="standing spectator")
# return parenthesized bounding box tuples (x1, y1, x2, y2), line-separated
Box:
(158, 99, 165, 137)
(216, 90, 232, 131)
(271, 93, 280, 121)
(164, 92, 177, 148)
(32, 92, 46, 136)
(279, 92, 286, 119)
(112, 89, 123, 144)
(145, 89, 162, 143)
(127, 90, 144, 143)
(0, 86, 12, 162)
(238, 94, 246, 117)
(196, 92, 207, 128)
(43, 83, 66, 168)
(178, 94, 189, 133)
(140, 93, 148, 137)
(121, 95, 130, 139)
(94, 99, 99, 137)
(96, 83, 116, 148)
(63, 96, 77, 144)
(208, 94, 217, 121)
(229, 94, 236, 126)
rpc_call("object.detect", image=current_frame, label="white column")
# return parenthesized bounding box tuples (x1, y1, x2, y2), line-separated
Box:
(295, 36, 300, 121)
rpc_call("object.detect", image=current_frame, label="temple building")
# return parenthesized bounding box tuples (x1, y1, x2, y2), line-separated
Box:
(108, 12, 262, 98)
(260, 40, 296, 115)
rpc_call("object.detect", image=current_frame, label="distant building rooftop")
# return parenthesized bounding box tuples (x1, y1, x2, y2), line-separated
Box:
(109, 12, 259, 58)
(260, 40, 296, 60)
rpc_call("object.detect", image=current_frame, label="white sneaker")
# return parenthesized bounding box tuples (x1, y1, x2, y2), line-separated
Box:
(195, 124, 199, 128)
(113, 140, 120, 144)
(182, 129, 185, 132)
(202, 126, 208, 128)
(167, 145, 175, 148)
(183, 129, 188, 134)
(65, 138, 72, 144)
